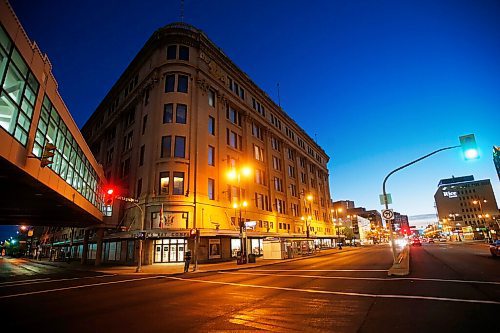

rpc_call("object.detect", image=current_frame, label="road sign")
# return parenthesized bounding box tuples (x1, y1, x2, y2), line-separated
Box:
(379, 193, 392, 205)
(382, 209, 394, 220)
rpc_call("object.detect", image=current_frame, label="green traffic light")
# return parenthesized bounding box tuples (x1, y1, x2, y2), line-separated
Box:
(459, 134, 479, 160)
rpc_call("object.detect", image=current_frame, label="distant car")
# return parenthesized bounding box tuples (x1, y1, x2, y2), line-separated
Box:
(412, 238, 422, 246)
(439, 238, 447, 242)
(490, 240, 500, 257)
(428, 239, 435, 243)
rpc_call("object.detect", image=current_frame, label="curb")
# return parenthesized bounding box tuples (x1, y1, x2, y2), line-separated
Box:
(388, 245, 410, 276)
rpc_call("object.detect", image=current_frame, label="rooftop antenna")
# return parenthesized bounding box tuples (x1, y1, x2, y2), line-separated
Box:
(277, 82, 281, 107)
(314, 133, 318, 143)
(180, 0, 185, 22)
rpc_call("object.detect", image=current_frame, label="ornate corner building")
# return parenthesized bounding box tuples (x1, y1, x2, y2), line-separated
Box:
(81, 23, 337, 264)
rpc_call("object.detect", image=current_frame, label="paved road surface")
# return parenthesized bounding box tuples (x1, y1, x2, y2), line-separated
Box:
(1, 243, 498, 332)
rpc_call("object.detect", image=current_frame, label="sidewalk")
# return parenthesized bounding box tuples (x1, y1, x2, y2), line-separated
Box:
(26, 246, 362, 275)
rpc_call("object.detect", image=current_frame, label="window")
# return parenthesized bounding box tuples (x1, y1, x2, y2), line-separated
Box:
(301, 172, 307, 184)
(208, 89, 215, 107)
(121, 158, 130, 178)
(290, 184, 297, 197)
(226, 129, 241, 150)
(123, 132, 133, 151)
(142, 115, 147, 134)
(167, 45, 177, 60)
(208, 145, 215, 166)
(174, 136, 186, 158)
(270, 114, 281, 130)
(226, 106, 241, 126)
(159, 172, 170, 195)
(228, 77, 245, 100)
(271, 137, 281, 151)
(165, 75, 175, 92)
(139, 145, 145, 166)
(255, 169, 266, 185)
(252, 123, 263, 140)
(177, 75, 188, 93)
(275, 199, 285, 214)
(179, 45, 189, 61)
(176, 104, 187, 124)
(288, 148, 295, 161)
(137, 178, 142, 198)
(173, 172, 184, 195)
(272, 156, 281, 171)
(0, 27, 40, 146)
(251, 97, 265, 117)
(161, 136, 171, 158)
(288, 165, 296, 178)
(274, 177, 283, 192)
(255, 193, 264, 210)
(208, 116, 215, 135)
(208, 178, 215, 200)
(163, 104, 173, 123)
(253, 144, 264, 162)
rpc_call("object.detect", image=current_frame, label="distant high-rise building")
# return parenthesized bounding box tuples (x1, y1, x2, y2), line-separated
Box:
(494, 146, 500, 181)
(434, 175, 499, 240)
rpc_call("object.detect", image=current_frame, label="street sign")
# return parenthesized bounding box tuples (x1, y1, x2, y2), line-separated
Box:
(382, 209, 394, 220)
(379, 193, 392, 205)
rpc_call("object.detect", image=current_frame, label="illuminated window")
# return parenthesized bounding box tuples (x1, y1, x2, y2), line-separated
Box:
(159, 172, 170, 195)
(173, 172, 184, 195)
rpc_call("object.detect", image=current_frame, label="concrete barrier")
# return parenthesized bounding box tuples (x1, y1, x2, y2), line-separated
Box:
(388, 245, 410, 276)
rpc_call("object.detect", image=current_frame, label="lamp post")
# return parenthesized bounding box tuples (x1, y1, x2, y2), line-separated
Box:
(305, 194, 313, 238)
(227, 165, 252, 263)
(381, 137, 477, 264)
(473, 199, 489, 240)
(448, 213, 461, 241)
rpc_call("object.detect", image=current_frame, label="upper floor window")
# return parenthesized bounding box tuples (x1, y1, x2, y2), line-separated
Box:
(173, 172, 185, 195)
(208, 145, 215, 166)
(179, 46, 189, 61)
(174, 136, 186, 158)
(159, 171, 170, 195)
(165, 74, 188, 93)
(208, 116, 215, 135)
(226, 106, 242, 126)
(228, 77, 245, 100)
(252, 123, 263, 140)
(163, 104, 173, 123)
(176, 104, 187, 124)
(167, 45, 189, 61)
(208, 89, 216, 107)
(251, 97, 265, 117)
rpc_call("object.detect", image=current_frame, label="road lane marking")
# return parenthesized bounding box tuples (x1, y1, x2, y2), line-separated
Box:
(0, 278, 50, 285)
(165, 277, 500, 306)
(220, 272, 500, 286)
(0, 274, 117, 288)
(0, 276, 163, 299)
(246, 269, 388, 272)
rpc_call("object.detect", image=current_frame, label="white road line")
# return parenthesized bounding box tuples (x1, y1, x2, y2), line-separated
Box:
(0, 276, 163, 299)
(219, 272, 500, 286)
(0, 274, 117, 288)
(0, 278, 50, 285)
(165, 277, 500, 306)
(246, 269, 388, 272)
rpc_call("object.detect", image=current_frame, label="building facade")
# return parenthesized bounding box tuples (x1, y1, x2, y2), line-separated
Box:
(494, 146, 500, 182)
(434, 175, 499, 240)
(81, 22, 336, 265)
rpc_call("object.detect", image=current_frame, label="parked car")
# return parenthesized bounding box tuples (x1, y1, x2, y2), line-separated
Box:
(490, 240, 500, 257)
(412, 238, 422, 246)
(428, 239, 435, 243)
(438, 238, 447, 242)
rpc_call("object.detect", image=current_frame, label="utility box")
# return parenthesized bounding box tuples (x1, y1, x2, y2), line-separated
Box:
(263, 239, 287, 259)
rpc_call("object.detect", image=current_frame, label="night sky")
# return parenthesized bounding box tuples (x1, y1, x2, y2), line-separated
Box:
(7, 0, 500, 227)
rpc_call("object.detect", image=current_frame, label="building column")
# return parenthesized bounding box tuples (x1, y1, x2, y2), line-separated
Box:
(94, 228, 105, 266)
(81, 229, 90, 265)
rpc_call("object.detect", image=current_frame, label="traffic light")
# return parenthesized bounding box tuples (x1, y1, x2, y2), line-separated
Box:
(104, 187, 115, 206)
(190, 228, 197, 239)
(459, 134, 479, 160)
(41, 143, 57, 167)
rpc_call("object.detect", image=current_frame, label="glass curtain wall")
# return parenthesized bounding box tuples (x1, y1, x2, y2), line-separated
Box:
(32, 95, 102, 208)
(0, 25, 39, 146)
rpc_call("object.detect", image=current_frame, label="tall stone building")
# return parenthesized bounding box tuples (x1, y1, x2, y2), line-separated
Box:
(81, 23, 335, 264)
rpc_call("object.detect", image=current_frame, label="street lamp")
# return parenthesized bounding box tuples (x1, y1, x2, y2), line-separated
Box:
(305, 194, 313, 238)
(227, 165, 253, 263)
(382, 134, 478, 264)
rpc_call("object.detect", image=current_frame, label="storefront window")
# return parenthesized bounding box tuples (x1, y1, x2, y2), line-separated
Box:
(231, 238, 241, 257)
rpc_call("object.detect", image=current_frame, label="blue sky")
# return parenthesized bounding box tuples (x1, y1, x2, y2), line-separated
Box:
(9, 0, 500, 226)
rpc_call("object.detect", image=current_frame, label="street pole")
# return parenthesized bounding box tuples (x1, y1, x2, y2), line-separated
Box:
(135, 203, 145, 273)
(383, 145, 460, 264)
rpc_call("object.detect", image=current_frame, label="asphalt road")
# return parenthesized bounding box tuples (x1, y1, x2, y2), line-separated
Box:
(1, 243, 499, 333)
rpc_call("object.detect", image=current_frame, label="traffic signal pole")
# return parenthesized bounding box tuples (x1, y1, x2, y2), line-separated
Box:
(382, 145, 460, 264)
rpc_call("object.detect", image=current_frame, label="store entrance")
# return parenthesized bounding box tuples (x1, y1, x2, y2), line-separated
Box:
(154, 238, 187, 263)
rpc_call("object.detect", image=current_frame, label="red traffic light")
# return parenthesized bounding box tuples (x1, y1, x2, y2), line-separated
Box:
(104, 187, 116, 206)
(107, 188, 114, 195)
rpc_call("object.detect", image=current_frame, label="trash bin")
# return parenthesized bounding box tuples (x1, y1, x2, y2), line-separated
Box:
(248, 254, 256, 263)
(236, 252, 247, 265)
